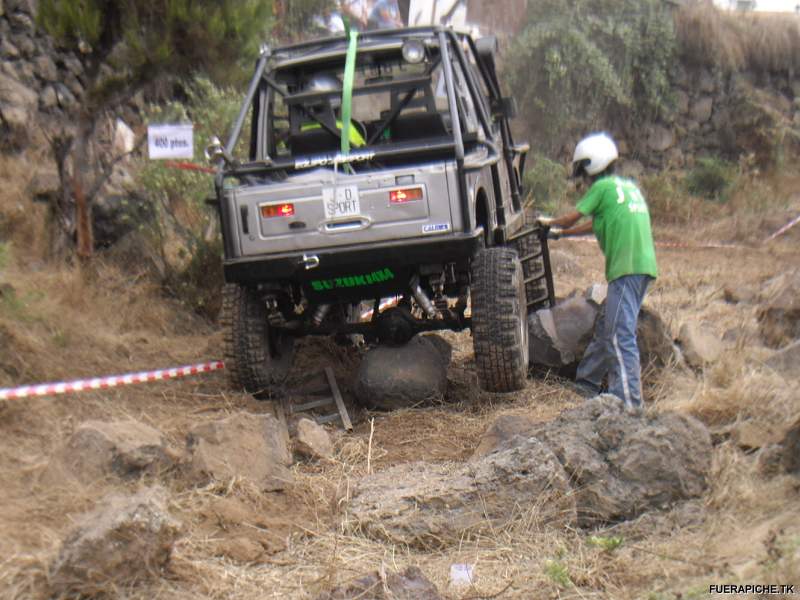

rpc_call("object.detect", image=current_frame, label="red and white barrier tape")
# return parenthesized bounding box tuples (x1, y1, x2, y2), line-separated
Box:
(0, 361, 225, 402)
(764, 213, 800, 242)
(163, 161, 216, 174)
(564, 211, 800, 250)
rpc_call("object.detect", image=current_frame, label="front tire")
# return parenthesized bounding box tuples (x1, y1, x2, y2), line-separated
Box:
(471, 247, 529, 393)
(221, 283, 294, 397)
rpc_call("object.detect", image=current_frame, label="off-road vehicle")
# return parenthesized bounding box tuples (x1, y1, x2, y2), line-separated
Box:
(207, 26, 555, 396)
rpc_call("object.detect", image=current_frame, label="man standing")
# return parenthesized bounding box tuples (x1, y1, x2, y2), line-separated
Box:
(539, 133, 658, 409)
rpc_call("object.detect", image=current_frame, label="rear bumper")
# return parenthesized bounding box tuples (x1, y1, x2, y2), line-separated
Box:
(223, 231, 484, 284)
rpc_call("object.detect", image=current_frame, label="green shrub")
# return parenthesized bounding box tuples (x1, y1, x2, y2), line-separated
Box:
(685, 156, 737, 201)
(138, 77, 244, 320)
(523, 155, 568, 214)
(504, 0, 676, 153)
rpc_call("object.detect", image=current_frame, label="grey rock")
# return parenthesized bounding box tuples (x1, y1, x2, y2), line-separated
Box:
(619, 159, 645, 179)
(63, 55, 84, 76)
(39, 84, 57, 109)
(678, 322, 723, 368)
(11, 32, 34, 57)
(690, 96, 714, 123)
(8, 10, 34, 30)
(50, 486, 180, 598)
(315, 566, 443, 600)
(0, 71, 37, 129)
(186, 412, 293, 491)
(780, 417, 800, 473)
(420, 332, 453, 366)
(57, 420, 180, 483)
(638, 306, 676, 370)
(63, 71, 83, 97)
(354, 336, 448, 410)
(27, 159, 60, 200)
(675, 89, 690, 114)
(665, 147, 685, 168)
(294, 417, 334, 460)
(7, 0, 36, 15)
(471, 413, 537, 460)
(34, 54, 57, 81)
(698, 69, 716, 93)
(585, 283, 607, 307)
(346, 436, 575, 548)
(55, 83, 76, 109)
(1, 38, 19, 58)
(766, 340, 800, 376)
(757, 269, 800, 348)
(528, 293, 599, 368)
(475, 395, 712, 525)
(647, 124, 675, 152)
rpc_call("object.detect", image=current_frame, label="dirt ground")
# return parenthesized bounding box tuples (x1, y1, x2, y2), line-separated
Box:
(1, 187, 799, 598)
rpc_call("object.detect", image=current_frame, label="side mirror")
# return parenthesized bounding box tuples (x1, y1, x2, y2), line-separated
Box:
(204, 136, 232, 165)
(492, 97, 517, 120)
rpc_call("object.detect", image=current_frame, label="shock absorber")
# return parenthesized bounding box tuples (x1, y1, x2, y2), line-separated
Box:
(311, 304, 331, 326)
(409, 275, 438, 319)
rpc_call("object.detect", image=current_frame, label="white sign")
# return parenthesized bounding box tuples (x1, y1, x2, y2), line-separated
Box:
(147, 124, 194, 159)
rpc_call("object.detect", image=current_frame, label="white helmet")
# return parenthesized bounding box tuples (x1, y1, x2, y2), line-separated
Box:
(572, 133, 619, 176)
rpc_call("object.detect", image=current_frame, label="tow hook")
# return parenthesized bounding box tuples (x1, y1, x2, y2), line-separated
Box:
(301, 254, 320, 270)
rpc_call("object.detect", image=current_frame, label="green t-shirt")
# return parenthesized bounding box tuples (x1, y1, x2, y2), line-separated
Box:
(576, 175, 658, 282)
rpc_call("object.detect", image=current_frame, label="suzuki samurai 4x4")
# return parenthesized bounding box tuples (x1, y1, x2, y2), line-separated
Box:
(206, 26, 555, 396)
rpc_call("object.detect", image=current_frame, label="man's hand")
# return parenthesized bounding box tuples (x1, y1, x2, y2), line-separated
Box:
(536, 216, 556, 227)
(548, 226, 563, 240)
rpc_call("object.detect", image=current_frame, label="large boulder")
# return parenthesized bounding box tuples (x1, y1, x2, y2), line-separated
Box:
(677, 322, 723, 368)
(473, 395, 712, 526)
(50, 486, 180, 598)
(56, 419, 180, 483)
(315, 566, 442, 600)
(757, 269, 800, 348)
(766, 339, 800, 377)
(528, 292, 600, 368)
(186, 413, 293, 491)
(0, 72, 37, 144)
(345, 436, 575, 548)
(637, 306, 677, 370)
(354, 335, 449, 410)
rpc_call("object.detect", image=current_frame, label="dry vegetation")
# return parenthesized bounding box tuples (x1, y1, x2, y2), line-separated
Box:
(1, 148, 799, 599)
(675, 2, 800, 73)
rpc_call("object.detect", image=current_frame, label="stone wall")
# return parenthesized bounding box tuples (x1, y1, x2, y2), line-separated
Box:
(633, 64, 800, 171)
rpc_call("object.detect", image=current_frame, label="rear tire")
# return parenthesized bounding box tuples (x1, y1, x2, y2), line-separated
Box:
(471, 247, 529, 393)
(221, 283, 294, 397)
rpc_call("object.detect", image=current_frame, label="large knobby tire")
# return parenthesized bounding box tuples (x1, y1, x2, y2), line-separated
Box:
(471, 247, 530, 393)
(221, 283, 294, 397)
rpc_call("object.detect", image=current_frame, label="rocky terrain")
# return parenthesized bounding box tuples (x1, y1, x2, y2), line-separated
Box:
(1, 2, 799, 598)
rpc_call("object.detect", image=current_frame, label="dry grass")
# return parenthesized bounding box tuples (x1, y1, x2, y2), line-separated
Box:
(675, 2, 800, 74)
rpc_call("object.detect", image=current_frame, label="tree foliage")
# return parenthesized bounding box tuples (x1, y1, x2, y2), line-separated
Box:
(37, 0, 274, 258)
(504, 0, 676, 154)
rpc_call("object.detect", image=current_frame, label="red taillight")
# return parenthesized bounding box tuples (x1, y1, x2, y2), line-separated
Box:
(261, 203, 295, 218)
(389, 188, 423, 204)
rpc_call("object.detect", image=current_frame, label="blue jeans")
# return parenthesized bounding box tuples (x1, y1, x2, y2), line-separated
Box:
(575, 274, 652, 408)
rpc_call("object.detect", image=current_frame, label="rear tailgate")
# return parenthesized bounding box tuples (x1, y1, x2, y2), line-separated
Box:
(230, 161, 456, 257)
